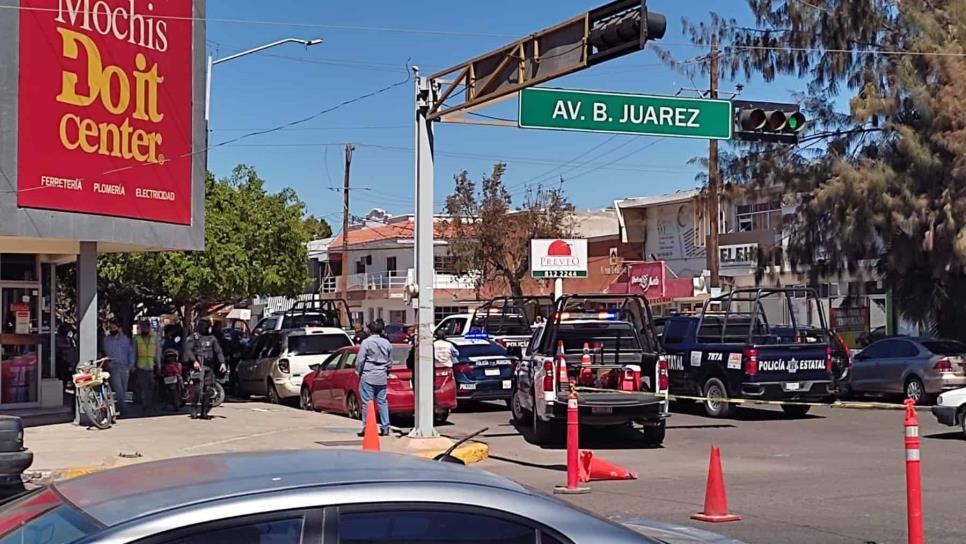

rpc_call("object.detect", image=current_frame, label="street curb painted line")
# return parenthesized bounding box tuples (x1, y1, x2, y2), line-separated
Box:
(413, 441, 490, 464)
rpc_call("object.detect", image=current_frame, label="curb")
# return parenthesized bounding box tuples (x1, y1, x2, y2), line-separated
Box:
(413, 441, 489, 464)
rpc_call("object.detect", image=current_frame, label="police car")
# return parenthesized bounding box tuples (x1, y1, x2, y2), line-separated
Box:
(447, 332, 518, 405)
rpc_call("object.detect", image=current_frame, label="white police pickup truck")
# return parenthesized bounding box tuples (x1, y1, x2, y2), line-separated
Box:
(932, 386, 966, 438)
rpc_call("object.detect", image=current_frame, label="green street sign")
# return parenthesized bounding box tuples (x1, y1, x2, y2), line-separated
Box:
(518, 87, 733, 140)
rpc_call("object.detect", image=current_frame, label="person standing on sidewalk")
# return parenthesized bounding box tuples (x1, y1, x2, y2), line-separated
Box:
(102, 319, 134, 418)
(434, 329, 459, 368)
(133, 320, 160, 415)
(356, 321, 392, 436)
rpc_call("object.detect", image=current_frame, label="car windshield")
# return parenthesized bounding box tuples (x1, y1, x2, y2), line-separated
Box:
(288, 334, 351, 355)
(0, 489, 99, 544)
(391, 345, 413, 367)
(922, 340, 966, 355)
(453, 342, 508, 358)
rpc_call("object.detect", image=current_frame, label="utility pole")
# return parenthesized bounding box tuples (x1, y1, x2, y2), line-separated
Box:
(340, 144, 354, 304)
(706, 36, 721, 289)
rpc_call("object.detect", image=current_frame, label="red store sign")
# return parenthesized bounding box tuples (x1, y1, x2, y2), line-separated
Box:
(18, 0, 195, 225)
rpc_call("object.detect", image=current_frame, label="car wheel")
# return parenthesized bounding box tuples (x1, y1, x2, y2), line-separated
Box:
(510, 389, 531, 425)
(702, 377, 734, 418)
(641, 420, 666, 446)
(433, 409, 450, 425)
(266, 380, 280, 404)
(781, 404, 811, 418)
(300, 387, 314, 411)
(346, 392, 361, 420)
(905, 377, 926, 405)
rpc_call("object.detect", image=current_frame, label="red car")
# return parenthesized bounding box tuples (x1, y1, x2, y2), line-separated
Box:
(300, 344, 457, 424)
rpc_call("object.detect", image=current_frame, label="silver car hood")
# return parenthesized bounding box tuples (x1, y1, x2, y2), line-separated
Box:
(620, 519, 748, 544)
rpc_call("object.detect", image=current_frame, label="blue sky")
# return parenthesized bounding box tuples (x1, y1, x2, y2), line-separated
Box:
(205, 1, 811, 227)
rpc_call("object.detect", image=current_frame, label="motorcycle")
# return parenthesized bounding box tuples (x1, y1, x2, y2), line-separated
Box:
(181, 361, 226, 410)
(160, 349, 184, 412)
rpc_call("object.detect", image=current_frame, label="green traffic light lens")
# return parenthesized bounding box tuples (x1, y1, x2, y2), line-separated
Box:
(788, 117, 798, 130)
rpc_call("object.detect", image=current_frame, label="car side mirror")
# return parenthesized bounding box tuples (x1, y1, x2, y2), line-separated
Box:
(309, 364, 321, 372)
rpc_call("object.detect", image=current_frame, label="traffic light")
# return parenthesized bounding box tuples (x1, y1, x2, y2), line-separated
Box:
(587, 0, 667, 66)
(732, 100, 807, 144)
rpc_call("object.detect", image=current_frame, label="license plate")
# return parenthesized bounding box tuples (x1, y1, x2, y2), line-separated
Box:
(502, 380, 512, 389)
(163, 376, 179, 385)
(485, 368, 500, 376)
(592, 406, 613, 415)
(784, 382, 801, 391)
(459, 383, 477, 390)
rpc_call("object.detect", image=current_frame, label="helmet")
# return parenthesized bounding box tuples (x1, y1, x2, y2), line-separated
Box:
(196, 316, 213, 336)
(162, 349, 179, 362)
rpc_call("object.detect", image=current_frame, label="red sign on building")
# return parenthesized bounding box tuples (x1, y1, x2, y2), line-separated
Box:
(17, 0, 194, 225)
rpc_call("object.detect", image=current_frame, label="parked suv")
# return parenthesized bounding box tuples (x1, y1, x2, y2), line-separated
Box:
(236, 327, 353, 403)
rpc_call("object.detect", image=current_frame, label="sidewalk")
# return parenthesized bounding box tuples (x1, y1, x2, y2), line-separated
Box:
(24, 401, 487, 479)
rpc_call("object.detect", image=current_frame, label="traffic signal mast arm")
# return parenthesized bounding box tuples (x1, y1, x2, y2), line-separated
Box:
(427, 0, 666, 122)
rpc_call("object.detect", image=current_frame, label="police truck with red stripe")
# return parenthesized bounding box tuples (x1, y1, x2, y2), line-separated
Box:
(658, 288, 835, 418)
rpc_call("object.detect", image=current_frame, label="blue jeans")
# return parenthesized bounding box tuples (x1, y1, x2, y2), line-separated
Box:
(359, 381, 390, 432)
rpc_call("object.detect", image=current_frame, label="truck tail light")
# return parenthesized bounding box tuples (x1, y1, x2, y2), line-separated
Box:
(277, 359, 290, 374)
(657, 356, 669, 393)
(495, 338, 507, 347)
(934, 358, 953, 372)
(543, 360, 554, 392)
(743, 349, 758, 376)
(825, 347, 833, 373)
(454, 363, 473, 375)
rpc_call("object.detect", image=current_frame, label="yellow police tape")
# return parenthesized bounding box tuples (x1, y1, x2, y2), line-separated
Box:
(570, 385, 918, 411)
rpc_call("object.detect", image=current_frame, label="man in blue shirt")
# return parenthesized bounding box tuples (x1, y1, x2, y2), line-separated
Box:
(101, 319, 134, 418)
(356, 321, 393, 436)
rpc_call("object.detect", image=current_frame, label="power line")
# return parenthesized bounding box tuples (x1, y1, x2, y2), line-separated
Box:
(1, 5, 518, 38)
(6, 71, 412, 194)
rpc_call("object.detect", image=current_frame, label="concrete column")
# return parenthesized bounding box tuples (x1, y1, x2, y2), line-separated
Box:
(76, 242, 98, 363)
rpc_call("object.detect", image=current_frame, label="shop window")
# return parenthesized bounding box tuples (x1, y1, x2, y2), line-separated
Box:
(0, 255, 37, 282)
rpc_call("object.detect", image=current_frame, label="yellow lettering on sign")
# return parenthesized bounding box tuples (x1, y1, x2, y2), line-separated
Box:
(55, 26, 165, 164)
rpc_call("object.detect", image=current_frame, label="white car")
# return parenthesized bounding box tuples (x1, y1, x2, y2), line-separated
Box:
(932, 386, 966, 437)
(236, 327, 353, 403)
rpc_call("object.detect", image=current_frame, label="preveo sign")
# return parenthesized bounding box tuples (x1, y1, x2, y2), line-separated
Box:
(17, 0, 194, 224)
(530, 239, 588, 278)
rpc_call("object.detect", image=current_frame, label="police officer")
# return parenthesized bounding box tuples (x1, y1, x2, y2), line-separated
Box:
(182, 316, 226, 419)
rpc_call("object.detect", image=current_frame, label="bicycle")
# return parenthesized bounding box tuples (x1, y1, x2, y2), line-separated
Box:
(73, 358, 117, 430)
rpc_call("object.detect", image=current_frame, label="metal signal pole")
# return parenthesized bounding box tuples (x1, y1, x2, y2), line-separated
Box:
(412, 68, 438, 438)
(707, 36, 721, 289)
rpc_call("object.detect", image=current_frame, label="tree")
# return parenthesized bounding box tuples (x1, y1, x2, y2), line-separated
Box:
(444, 163, 574, 297)
(96, 165, 312, 326)
(303, 215, 333, 240)
(658, 1, 966, 338)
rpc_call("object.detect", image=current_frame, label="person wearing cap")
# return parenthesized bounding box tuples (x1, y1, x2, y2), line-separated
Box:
(356, 320, 392, 436)
(102, 318, 134, 417)
(133, 319, 161, 415)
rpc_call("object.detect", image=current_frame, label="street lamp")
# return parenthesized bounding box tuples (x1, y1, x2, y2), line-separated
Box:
(205, 38, 323, 122)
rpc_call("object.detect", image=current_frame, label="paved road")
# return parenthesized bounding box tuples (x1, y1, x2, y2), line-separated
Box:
(439, 400, 965, 544)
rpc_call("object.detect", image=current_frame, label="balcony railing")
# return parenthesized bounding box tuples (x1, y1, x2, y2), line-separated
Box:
(333, 269, 477, 293)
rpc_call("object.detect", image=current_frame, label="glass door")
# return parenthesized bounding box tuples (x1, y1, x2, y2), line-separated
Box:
(0, 287, 41, 405)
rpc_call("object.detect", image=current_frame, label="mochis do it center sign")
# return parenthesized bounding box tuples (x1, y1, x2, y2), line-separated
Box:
(18, 0, 194, 225)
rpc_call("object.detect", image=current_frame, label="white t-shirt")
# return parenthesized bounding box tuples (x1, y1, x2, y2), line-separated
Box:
(434, 339, 459, 367)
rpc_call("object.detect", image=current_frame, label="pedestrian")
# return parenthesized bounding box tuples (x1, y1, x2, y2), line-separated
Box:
(101, 318, 134, 418)
(433, 329, 459, 368)
(133, 319, 160, 415)
(406, 325, 417, 345)
(356, 320, 392, 436)
(182, 316, 226, 420)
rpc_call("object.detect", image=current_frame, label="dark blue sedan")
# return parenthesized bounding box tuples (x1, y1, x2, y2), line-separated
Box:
(448, 335, 518, 403)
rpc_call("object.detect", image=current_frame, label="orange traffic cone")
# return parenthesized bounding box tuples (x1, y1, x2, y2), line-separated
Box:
(691, 445, 740, 523)
(579, 450, 637, 482)
(362, 401, 380, 452)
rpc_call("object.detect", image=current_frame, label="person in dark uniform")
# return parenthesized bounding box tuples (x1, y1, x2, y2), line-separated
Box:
(182, 316, 226, 419)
